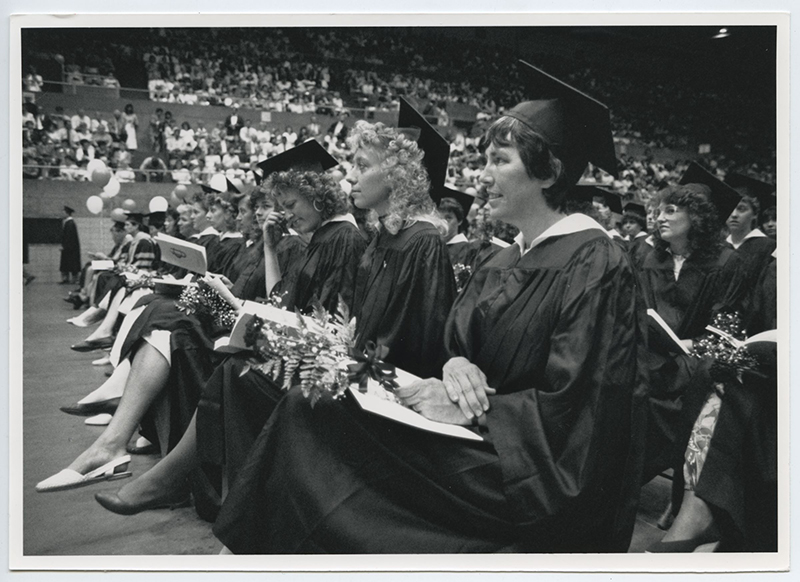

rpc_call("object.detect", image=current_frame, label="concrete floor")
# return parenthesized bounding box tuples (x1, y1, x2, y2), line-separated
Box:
(19, 280, 669, 556)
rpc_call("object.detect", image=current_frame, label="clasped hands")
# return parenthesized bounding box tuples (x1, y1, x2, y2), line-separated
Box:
(395, 357, 496, 426)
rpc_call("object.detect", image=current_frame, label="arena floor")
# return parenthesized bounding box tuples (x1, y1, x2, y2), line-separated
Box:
(19, 280, 669, 556)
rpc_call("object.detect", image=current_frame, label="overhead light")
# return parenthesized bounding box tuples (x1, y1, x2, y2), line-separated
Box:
(712, 27, 730, 39)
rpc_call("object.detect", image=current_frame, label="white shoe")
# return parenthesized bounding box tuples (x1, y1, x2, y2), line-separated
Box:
(35, 455, 132, 493)
(85, 413, 113, 426)
(67, 317, 89, 328)
(91, 355, 111, 366)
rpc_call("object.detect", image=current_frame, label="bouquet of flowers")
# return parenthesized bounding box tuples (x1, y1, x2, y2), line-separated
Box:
(452, 263, 473, 294)
(690, 312, 760, 384)
(177, 277, 239, 329)
(242, 296, 399, 406)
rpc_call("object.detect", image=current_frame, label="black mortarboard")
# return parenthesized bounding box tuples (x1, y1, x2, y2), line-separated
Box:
(254, 140, 338, 185)
(432, 186, 475, 223)
(623, 201, 647, 218)
(397, 97, 450, 192)
(123, 211, 145, 224)
(146, 211, 166, 228)
(567, 183, 622, 214)
(507, 60, 618, 187)
(724, 172, 776, 210)
(679, 162, 741, 221)
(200, 184, 221, 195)
(63, 205, 75, 214)
(225, 177, 240, 194)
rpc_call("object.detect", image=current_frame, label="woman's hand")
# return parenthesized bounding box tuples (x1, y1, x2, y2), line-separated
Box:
(395, 379, 473, 425)
(441, 357, 496, 419)
(262, 211, 286, 249)
(214, 274, 234, 290)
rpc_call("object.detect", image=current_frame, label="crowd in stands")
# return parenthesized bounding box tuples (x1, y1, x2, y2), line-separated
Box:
(22, 27, 775, 178)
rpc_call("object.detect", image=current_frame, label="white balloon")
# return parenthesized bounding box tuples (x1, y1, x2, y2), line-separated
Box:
(86, 159, 106, 175)
(209, 173, 227, 193)
(103, 176, 121, 197)
(149, 196, 169, 213)
(86, 195, 103, 215)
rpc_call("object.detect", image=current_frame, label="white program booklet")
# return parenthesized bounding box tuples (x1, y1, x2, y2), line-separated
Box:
(155, 233, 207, 274)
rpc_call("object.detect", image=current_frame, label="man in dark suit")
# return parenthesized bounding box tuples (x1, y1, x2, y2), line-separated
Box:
(60, 205, 81, 284)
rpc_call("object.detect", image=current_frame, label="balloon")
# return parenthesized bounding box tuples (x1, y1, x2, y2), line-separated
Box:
(169, 192, 184, 209)
(86, 158, 106, 175)
(174, 184, 189, 201)
(149, 196, 169, 213)
(54, 54, 65, 64)
(209, 173, 227, 193)
(110, 208, 127, 223)
(122, 198, 137, 211)
(91, 167, 112, 188)
(103, 176, 121, 197)
(86, 195, 103, 215)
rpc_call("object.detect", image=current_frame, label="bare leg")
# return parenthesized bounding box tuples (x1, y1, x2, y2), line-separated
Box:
(76, 359, 131, 404)
(84, 288, 125, 341)
(112, 412, 199, 505)
(66, 342, 170, 475)
(661, 490, 717, 542)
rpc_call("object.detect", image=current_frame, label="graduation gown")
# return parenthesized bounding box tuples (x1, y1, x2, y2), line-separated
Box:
(213, 214, 645, 554)
(208, 233, 245, 280)
(60, 217, 81, 274)
(193, 218, 368, 519)
(719, 233, 776, 329)
(352, 220, 456, 379)
(637, 245, 734, 482)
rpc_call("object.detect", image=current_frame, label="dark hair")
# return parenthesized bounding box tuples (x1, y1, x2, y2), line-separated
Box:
(622, 209, 647, 230)
(482, 116, 566, 210)
(760, 205, 776, 225)
(124, 103, 134, 114)
(438, 197, 465, 224)
(266, 170, 347, 223)
(111, 222, 125, 232)
(653, 184, 723, 262)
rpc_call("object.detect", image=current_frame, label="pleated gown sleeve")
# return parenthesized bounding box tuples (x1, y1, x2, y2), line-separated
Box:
(353, 221, 456, 379)
(445, 229, 645, 550)
(275, 220, 368, 314)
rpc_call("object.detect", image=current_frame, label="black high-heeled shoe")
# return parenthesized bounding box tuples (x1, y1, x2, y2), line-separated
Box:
(59, 397, 120, 416)
(95, 489, 191, 516)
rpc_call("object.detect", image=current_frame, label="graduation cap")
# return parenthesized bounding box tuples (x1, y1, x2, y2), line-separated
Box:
(432, 185, 476, 224)
(506, 60, 618, 187)
(123, 211, 145, 224)
(724, 172, 776, 210)
(567, 183, 622, 215)
(679, 162, 741, 221)
(63, 205, 75, 214)
(225, 177, 240, 194)
(254, 140, 338, 185)
(200, 183, 221, 195)
(146, 211, 166, 229)
(623, 201, 647, 218)
(397, 97, 450, 192)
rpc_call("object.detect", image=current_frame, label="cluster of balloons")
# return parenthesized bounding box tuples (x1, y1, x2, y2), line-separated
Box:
(85, 159, 123, 214)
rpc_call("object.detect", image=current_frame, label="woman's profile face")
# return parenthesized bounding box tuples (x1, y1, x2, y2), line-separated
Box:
(347, 148, 391, 215)
(656, 203, 691, 245)
(191, 202, 209, 231)
(206, 204, 230, 232)
(254, 199, 273, 228)
(178, 210, 194, 237)
(276, 188, 322, 234)
(123, 220, 139, 236)
(726, 200, 755, 237)
(480, 142, 542, 224)
(237, 198, 254, 233)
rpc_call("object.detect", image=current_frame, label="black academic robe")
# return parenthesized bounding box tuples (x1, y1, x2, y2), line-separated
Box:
(718, 235, 776, 329)
(637, 245, 735, 482)
(213, 220, 645, 553)
(193, 219, 368, 520)
(352, 220, 456, 379)
(60, 217, 81, 274)
(208, 235, 245, 281)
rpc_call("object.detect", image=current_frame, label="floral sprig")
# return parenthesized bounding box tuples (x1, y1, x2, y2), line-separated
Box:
(453, 263, 473, 294)
(123, 271, 156, 291)
(177, 279, 238, 329)
(242, 296, 359, 407)
(691, 312, 759, 383)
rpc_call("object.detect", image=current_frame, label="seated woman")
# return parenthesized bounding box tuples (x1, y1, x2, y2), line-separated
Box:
(91, 113, 455, 518)
(211, 62, 645, 554)
(36, 190, 256, 492)
(637, 169, 740, 485)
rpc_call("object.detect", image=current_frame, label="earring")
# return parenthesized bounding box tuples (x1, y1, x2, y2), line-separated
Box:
(313, 200, 324, 213)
